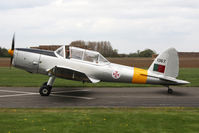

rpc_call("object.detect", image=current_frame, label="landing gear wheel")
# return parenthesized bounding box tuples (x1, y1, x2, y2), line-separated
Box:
(168, 88, 173, 94)
(39, 82, 52, 96)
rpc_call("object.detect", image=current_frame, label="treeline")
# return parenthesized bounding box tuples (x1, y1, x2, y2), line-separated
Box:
(120, 49, 156, 57)
(70, 40, 118, 57)
(70, 40, 156, 57)
(0, 47, 10, 57)
(0, 45, 156, 58)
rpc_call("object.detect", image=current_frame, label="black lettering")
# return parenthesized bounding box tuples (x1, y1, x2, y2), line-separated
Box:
(157, 58, 166, 63)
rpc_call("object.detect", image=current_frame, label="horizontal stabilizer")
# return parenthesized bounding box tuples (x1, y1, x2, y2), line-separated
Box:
(141, 73, 190, 85)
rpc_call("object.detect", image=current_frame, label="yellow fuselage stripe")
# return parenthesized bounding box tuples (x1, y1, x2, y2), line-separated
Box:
(132, 67, 148, 84)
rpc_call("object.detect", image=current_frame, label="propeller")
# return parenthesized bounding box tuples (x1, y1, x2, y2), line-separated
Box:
(8, 33, 15, 68)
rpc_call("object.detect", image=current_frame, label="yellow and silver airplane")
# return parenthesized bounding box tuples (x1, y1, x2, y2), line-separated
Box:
(8, 35, 190, 96)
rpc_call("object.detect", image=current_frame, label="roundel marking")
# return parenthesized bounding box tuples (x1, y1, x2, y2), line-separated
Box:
(112, 70, 120, 79)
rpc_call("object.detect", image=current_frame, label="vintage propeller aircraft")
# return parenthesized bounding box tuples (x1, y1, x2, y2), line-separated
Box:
(8, 34, 189, 96)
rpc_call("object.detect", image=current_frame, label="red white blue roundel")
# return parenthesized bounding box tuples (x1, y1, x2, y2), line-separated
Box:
(112, 70, 120, 79)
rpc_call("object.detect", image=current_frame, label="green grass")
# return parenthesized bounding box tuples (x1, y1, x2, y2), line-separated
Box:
(0, 67, 198, 87)
(0, 108, 199, 133)
(178, 68, 199, 87)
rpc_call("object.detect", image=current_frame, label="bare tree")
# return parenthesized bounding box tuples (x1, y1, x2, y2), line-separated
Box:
(69, 40, 118, 57)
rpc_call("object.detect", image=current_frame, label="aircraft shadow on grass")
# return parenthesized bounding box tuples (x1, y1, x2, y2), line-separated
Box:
(47, 89, 94, 102)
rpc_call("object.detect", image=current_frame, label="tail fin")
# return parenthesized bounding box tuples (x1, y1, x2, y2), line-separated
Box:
(148, 48, 179, 78)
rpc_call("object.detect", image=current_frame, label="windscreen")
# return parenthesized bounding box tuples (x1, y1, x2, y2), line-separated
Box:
(56, 47, 64, 57)
(98, 54, 109, 64)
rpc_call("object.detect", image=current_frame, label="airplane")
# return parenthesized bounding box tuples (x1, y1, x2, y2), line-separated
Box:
(8, 34, 190, 96)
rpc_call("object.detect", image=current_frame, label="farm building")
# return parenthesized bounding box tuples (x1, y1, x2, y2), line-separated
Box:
(31, 45, 62, 51)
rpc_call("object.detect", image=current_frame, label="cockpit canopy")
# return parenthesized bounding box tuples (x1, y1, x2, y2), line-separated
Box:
(55, 46, 109, 65)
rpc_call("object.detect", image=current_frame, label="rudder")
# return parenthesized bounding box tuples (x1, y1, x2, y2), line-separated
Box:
(148, 48, 179, 78)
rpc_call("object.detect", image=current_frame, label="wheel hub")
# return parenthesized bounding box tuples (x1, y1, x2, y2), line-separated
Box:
(42, 88, 48, 94)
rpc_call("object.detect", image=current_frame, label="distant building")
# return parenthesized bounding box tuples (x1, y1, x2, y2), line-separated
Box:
(31, 45, 62, 51)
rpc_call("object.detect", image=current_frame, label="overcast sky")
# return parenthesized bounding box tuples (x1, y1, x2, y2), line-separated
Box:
(0, 0, 199, 53)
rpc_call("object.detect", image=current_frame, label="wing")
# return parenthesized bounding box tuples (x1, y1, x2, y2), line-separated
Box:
(48, 66, 100, 83)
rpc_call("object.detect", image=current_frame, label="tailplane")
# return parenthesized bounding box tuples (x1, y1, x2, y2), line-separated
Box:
(148, 48, 179, 78)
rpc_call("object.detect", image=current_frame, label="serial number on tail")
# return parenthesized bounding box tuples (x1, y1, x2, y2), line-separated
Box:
(157, 58, 166, 63)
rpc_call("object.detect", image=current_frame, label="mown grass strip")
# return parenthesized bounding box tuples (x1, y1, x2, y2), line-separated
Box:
(0, 67, 198, 87)
(0, 108, 199, 133)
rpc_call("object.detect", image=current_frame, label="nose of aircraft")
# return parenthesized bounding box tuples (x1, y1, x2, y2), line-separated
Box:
(8, 49, 14, 56)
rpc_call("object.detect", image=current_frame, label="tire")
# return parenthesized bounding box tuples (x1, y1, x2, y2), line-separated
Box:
(39, 83, 52, 96)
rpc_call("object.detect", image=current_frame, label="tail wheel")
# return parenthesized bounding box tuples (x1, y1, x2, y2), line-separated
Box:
(168, 88, 173, 94)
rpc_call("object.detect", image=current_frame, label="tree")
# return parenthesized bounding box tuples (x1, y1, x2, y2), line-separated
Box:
(0, 47, 10, 57)
(69, 40, 119, 57)
(70, 40, 86, 49)
(128, 53, 139, 57)
(139, 49, 156, 57)
(69, 41, 155, 57)
(127, 49, 156, 57)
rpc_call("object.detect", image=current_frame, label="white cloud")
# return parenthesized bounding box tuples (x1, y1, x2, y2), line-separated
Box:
(0, 0, 54, 9)
(0, 0, 199, 53)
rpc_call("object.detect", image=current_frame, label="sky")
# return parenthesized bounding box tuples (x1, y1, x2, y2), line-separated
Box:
(0, 0, 199, 54)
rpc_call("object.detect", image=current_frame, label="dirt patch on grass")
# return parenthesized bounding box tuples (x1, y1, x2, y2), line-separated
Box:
(0, 58, 10, 67)
(108, 57, 199, 68)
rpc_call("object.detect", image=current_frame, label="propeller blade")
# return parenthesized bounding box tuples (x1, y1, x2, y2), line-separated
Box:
(11, 33, 15, 50)
(9, 33, 15, 69)
(10, 57, 13, 69)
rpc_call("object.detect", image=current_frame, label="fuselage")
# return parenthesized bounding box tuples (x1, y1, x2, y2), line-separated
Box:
(12, 47, 185, 86)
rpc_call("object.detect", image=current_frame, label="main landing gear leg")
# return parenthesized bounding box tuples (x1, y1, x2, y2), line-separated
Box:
(39, 76, 56, 96)
(167, 86, 173, 94)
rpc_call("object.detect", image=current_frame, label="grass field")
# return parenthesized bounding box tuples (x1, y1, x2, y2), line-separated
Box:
(0, 67, 198, 87)
(0, 108, 199, 133)
(0, 68, 199, 133)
